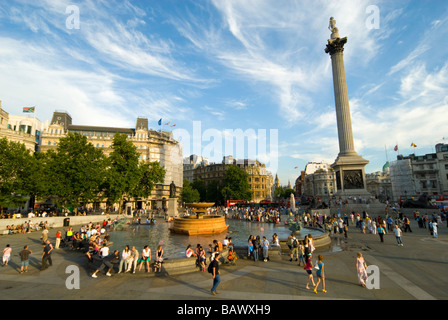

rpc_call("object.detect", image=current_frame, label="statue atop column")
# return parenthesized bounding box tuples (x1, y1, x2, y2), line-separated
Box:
(328, 17, 340, 39)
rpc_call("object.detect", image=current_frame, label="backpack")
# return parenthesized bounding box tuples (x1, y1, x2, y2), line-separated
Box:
(208, 261, 214, 274)
(292, 238, 298, 248)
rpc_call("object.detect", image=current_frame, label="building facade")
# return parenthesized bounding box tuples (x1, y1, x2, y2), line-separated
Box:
(41, 111, 183, 211)
(0, 101, 49, 153)
(303, 162, 337, 201)
(190, 156, 273, 203)
(389, 144, 448, 202)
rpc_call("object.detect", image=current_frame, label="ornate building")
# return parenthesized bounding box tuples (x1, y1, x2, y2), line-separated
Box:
(191, 156, 273, 202)
(303, 162, 337, 201)
(0, 101, 49, 153)
(41, 111, 183, 211)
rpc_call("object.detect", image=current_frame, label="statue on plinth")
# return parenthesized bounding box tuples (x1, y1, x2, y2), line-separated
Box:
(169, 181, 176, 198)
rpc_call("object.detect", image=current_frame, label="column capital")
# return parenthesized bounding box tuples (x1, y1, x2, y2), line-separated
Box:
(325, 37, 348, 55)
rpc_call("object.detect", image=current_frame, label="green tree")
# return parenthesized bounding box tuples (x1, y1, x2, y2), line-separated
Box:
(206, 179, 222, 203)
(181, 179, 200, 204)
(192, 179, 206, 202)
(131, 161, 166, 199)
(221, 165, 252, 202)
(46, 133, 107, 210)
(0, 138, 35, 208)
(103, 133, 141, 212)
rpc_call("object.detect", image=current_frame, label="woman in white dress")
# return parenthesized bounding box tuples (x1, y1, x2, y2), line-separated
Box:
(356, 252, 368, 287)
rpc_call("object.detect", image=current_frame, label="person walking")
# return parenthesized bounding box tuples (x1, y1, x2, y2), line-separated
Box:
(356, 252, 368, 288)
(41, 240, 53, 270)
(403, 216, 412, 233)
(210, 251, 221, 295)
(19, 245, 32, 274)
(377, 223, 385, 243)
(394, 224, 404, 246)
(313, 255, 326, 294)
(2, 244, 12, 267)
(41, 227, 49, 245)
(304, 255, 315, 290)
(55, 230, 62, 249)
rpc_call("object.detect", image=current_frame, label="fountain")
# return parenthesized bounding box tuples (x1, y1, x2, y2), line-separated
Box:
(169, 203, 229, 235)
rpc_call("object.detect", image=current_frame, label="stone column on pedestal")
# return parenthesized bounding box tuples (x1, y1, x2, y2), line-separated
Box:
(325, 17, 370, 199)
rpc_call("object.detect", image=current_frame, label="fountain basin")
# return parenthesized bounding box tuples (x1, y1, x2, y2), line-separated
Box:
(169, 215, 229, 235)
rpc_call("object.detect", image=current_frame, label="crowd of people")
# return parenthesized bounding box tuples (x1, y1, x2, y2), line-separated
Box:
(1, 206, 446, 296)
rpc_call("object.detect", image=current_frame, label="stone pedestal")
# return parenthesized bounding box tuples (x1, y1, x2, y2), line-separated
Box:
(167, 198, 178, 219)
(325, 18, 370, 200)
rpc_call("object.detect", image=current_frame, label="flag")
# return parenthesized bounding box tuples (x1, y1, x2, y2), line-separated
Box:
(394, 145, 398, 151)
(411, 142, 417, 148)
(158, 119, 162, 126)
(165, 122, 170, 125)
(294, 166, 298, 169)
(170, 124, 176, 127)
(23, 107, 35, 113)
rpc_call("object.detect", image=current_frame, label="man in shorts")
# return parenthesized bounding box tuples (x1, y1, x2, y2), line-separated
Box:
(19, 245, 32, 274)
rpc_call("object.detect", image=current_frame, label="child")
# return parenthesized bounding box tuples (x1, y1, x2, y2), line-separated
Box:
(297, 241, 305, 267)
(313, 255, 326, 294)
(304, 255, 315, 290)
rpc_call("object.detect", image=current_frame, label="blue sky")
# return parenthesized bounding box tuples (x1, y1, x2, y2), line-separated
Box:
(1, 0, 447, 186)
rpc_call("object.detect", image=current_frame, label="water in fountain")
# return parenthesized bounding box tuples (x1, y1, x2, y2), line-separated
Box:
(107, 217, 323, 259)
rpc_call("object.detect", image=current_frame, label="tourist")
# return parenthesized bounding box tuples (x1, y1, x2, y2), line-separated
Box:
(297, 241, 306, 267)
(138, 245, 151, 272)
(289, 233, 299, 262)
(185, 245, 197, 258)
(356, 252, 368, 288)
(247, 236, 254, 259)
(313, 255, 326, 294)
(2, 244, 12, 267)
(262, 236, 269, 262)
(308, 234, 315, 253)
(99, 243, 110, 258)
(253, 236, 260, 261)
(41, 240, 53, 270)
(271, 233, 280, 247)
(394, 224, 404, 246)
(117, 245, 131, 273)
(304, 255, 315, 290)
(126, 246, 139, 273)
(55, 230, 62, 249)
(210, 251, 221, 295)
(154, 245, 163, 272)
(91, 250, 120, 278)
(403, 216, 412, 233)
(222, 236, 229, 248)
(227, 237, 234, 251)
(198, 246, 206, 271)
(19, 245, 32, 274)
(41, 227, 49, 245)
(432, 220, 438, 238)
(287, 233, 294, 259)
(377, 223, 385, 243)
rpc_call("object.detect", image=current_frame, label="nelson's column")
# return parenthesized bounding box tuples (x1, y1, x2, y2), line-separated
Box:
(325, 17, 370, 199)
